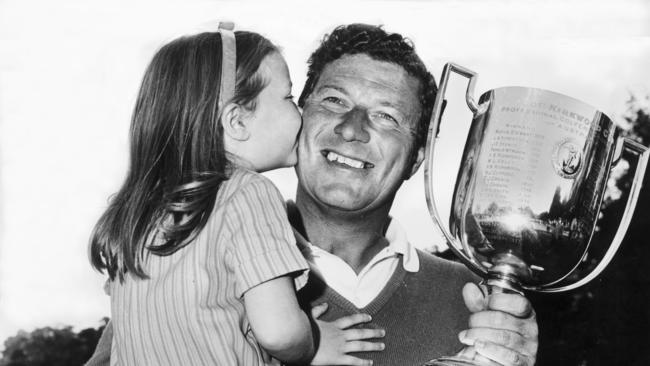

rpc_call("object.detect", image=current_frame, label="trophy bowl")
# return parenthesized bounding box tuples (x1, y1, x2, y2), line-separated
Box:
(423, 63, 648, 365)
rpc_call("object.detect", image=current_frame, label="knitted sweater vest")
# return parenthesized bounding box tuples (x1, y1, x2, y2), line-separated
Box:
(298, 250, 478, 366)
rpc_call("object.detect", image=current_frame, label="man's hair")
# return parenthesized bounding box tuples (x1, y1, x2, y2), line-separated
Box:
(298, 23, 438, 152)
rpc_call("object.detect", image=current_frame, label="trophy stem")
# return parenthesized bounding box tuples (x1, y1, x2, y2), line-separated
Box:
(485, 271, 524, 295)
(485, 252, 529, 295)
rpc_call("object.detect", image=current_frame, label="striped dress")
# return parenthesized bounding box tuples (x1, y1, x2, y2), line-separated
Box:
(109, 168, 309, 365)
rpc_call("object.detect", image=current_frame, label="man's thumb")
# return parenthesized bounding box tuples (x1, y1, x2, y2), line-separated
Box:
(462, 282, 487, 313)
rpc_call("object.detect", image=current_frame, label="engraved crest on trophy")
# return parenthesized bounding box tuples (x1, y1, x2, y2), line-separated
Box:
(553, 138, 582, 178)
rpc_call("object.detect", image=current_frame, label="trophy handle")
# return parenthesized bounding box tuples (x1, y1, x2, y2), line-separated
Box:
(425, 63, 486, 276)
(538, 138, 649, 292)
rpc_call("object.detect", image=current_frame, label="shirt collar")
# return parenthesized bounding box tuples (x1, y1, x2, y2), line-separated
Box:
(384, 218, 419, 272)
(290, 211, 420, 273)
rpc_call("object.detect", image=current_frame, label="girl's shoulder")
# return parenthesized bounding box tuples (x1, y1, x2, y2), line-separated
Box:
(218, 167, 284, 206)
(228, 166, 267, 183)
(225, 166, 279, 192)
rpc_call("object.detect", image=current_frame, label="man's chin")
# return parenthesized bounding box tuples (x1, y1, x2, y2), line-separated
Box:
(313, 188, 373, 213)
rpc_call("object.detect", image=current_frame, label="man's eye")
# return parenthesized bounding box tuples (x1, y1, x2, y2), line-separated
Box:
(375, 112, 398, 124)
(323, 96, 344, 105)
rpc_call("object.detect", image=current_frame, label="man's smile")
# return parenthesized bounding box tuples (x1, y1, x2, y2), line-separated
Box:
(321, 150, 375, 169)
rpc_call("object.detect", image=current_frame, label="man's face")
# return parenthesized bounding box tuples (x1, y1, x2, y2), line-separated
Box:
(296, 54, 424, 213)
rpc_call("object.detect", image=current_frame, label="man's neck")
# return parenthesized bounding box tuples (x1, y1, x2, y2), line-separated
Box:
(294, 192, 392, 274)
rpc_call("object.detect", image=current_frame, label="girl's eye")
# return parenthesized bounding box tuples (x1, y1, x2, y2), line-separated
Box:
(285, 94, 295, 100)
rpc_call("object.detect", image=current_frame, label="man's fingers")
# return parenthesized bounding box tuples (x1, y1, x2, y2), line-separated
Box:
(464, 283, 535, 319)
(468, 311, 537, 339)
(344, 328, 385, 341)
(334, 313, 372, 329)
(455, 346, 479, 360)
(472, 352, 503, 366)
(336, 355, 374, 366)
(460, 328, 531, 354)
(474, 340, 534, 366)
(343, 340, 385, 353)
(463, 282, 487, 313)
(454, 347, 501, 366)
(487, 293, 533, 318)
(311, 302, 329, 318)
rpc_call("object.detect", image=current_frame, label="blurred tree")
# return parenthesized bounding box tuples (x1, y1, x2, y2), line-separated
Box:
(0, 318, 108, 366)
(581, 95, 650, 365)
(531, 95, 650, 366)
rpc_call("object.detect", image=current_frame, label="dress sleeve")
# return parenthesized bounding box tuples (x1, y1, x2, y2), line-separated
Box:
(224, 175, 309, 298)
(84, 321, 112, 366)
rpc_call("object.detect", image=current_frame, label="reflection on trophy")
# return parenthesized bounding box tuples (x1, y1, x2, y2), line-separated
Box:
(423, 63, 649, 366)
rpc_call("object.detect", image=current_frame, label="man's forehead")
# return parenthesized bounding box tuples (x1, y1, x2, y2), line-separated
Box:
(313, 54, 421, 116)
(317, 54, 417, 92)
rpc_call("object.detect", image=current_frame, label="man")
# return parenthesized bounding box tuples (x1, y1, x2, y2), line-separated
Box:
(87, 24, 537, 366)
(289, 24, 536, 366)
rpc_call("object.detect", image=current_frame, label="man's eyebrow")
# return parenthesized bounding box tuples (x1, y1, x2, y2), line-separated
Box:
(317, 85, 402, 108)
(314, 84, 347, 95)
(378, 100, 401, 109)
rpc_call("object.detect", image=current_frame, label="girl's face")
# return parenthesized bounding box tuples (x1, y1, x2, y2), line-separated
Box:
(242, 52, 302, 172)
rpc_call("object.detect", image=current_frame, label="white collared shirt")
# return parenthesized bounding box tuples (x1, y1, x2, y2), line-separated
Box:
(295, 219, 419, 308)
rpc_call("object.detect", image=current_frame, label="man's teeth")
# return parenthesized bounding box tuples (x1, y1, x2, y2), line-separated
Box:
(326, 151, 365, 169)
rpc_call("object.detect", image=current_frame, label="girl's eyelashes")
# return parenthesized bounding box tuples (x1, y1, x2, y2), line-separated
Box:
(285, 94, 295, 100)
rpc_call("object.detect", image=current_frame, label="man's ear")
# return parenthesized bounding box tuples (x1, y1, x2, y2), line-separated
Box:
(221, 103, 251, 141)
(406, 146, 425, 179)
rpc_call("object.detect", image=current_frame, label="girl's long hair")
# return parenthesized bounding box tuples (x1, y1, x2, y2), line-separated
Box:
(90, 31, 278, 281)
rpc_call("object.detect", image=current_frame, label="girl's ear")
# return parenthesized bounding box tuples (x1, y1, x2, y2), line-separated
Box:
(221, 103, 251, 141)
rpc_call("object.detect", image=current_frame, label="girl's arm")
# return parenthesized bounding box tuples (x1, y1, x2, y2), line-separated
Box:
(244, 275, 315, 364)
(245, 280, 387, 366)
(309, 303, 385, 366)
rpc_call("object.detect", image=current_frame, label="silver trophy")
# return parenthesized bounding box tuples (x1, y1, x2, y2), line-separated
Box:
(423, 63, 649, 366)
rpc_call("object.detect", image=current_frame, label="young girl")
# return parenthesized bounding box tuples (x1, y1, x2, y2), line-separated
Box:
(89, 25, 381, 365)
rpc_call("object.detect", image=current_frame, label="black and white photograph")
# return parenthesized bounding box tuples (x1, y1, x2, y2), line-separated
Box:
(1, 1, 649, 365)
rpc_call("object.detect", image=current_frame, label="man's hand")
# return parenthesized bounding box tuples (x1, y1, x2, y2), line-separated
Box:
(310, 303, 385, 366)
(457, 283, 538, 366)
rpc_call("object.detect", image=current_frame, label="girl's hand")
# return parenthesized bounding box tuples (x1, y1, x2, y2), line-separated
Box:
(310, 303, 385, 366)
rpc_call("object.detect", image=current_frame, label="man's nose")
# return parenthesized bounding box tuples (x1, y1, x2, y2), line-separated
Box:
(333, 107, 371, 143)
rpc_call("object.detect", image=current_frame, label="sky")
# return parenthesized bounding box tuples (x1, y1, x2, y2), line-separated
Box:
(0, 0, 649, 349)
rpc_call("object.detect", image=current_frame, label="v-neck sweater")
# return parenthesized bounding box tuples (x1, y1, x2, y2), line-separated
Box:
(298, 249, 479, 366)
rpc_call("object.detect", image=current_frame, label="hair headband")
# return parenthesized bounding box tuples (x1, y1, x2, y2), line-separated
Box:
(217, 22, 236, 109)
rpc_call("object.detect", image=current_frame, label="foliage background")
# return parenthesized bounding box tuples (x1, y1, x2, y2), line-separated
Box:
(529, 98, 650, 365)
(0, 320, 107, 366)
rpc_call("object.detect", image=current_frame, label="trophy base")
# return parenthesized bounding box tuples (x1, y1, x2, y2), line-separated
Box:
(423, 356, 479, 366)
